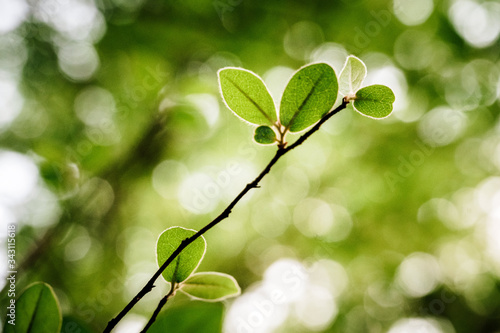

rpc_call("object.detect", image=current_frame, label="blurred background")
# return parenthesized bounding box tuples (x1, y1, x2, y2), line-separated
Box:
(1, 0, 500, 332)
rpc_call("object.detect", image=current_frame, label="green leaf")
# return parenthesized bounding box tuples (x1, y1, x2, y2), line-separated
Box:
(339, 55, 367, 96)
(61, 316, 93, 333)
(4, 282, 62, 333)
(254, 125, 277, 144)
(280, 63, 338, 133)
(148, 302, 223, 333)
(157, 227, 207, 284)
(218, 68, 277, 126)
(353, 84, 395, 119)
(180, 272, 241, 302)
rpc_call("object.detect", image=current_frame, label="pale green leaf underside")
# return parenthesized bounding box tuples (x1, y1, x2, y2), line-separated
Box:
(339, 55, 367, 95)
(180, 272, 241, 302)
(4, 282, 62, 333)
(218, 68, 277, 126)
(157, 227, 207, 284)
(353, 84, 395, 119)
(280, 63, 338, 132)
(254, 125, 276, 144)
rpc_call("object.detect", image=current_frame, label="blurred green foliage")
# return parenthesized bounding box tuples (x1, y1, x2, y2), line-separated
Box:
(1, 0, 500, 332)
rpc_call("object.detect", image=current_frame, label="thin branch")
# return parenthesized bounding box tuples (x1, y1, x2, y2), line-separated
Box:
(140, 283, 177, 333)
(103, 100, 349, 332)
(287, 101, 347, 151)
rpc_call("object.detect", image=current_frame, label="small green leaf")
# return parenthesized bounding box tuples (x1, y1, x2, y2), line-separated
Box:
(353, 84, 395, 119)
(61, 316, 94, 333)
(280, 63, 338, 133)
(339, 55, 367, 96)
(218, 68, 277, 126)
(254, 125, 277, 145)
(4, 282, 62, 333)
(157, 227, 207, 284)
(180, 272, 241, 302)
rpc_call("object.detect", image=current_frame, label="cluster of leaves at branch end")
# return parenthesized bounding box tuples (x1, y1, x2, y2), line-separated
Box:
(156, 227, 240, 302)
(218, 56, 395, 146)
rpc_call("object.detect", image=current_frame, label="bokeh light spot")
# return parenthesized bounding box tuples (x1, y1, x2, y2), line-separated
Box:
(0, 151, 38, 205)
(223, 284, 289, 333)
(294, 285, 337, 331)
(75, 86, 116, 126)
(449, 0, 500, 48)
(224, 259, 313, 333)
(396, 252, 441, 297)
(417, 106, 467, 147)
(263, 66, 295, 106)
(0, 0, 29, 33)
(23, 186, 62, 228)
(263, 259, 308, 302)
(114, 314, 147, 333)
(0, 77, 24, 129)
(394, 30, 434, 71)
(57, 42, 100, 81)
(34, 0, 106, 42)
(116, 227, 156, 266)
(65, 227, 92, 262)
(388, 317, 454, 333)
(186, 93, 220, 127)
(0, 33, 28, 74)
(393, 0, 434, 26)
(11, 101, 49, 139)
(309, 43, 348, 73)
(308, 259, 349, 299)
(294, 199, 352, 242)
(152, 160, 189, 200)
(178, 172, 221, 214)
(438, 240, 482, 288)
(485, 216, 500, 268)
(284, 21, 324, 61)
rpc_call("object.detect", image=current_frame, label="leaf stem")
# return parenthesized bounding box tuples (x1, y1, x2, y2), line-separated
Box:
(275, 124, 287, 149)
(103, 100, 348, 333)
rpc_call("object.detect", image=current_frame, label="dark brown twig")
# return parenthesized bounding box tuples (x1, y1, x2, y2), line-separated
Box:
(140, 283, 177, 333)
(103, 101, 348, 332)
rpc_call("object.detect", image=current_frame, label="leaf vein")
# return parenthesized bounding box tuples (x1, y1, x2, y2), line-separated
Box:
(287, 72, 325, 130)
(27, 287, 44, 333)
(226, 76, 273, 123)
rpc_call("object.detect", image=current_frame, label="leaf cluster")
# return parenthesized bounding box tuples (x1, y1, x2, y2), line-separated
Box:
(218, 56, 395, 147)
